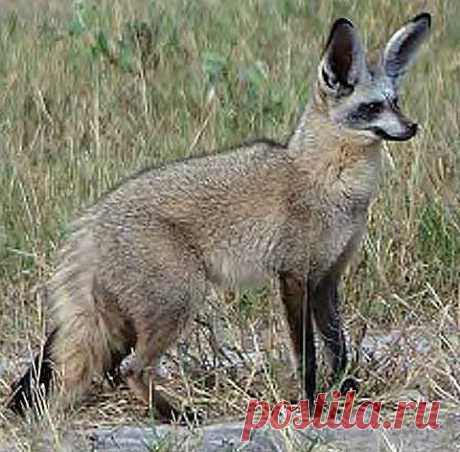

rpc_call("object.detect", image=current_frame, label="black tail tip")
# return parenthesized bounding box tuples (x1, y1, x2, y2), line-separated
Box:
(6, 362, 52, 417)
(6, 385, 28, 417)
(6, 330, 57, 417)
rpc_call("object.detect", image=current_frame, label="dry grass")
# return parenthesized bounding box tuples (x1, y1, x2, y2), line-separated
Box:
(0, 0, 459, 450)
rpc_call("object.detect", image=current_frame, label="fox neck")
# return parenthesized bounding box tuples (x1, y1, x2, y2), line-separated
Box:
(288, 100, 383, 204)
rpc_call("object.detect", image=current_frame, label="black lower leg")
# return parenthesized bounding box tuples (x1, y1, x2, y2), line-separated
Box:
(303, 280, 316, 413)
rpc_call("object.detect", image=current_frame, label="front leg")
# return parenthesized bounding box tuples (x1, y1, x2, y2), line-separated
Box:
(311, 272, 347, 385)
(311, 271, 359, 395)
(278, 272, 316, 410)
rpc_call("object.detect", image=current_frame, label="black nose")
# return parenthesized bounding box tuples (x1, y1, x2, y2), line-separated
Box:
(409, 122, 418, 135)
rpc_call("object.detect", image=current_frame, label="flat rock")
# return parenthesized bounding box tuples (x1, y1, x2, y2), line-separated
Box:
(66, 413, 460, 452)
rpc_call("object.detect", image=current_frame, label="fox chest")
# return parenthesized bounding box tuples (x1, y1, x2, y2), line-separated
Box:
(207, 252, 269, 289)
(309, 209, 367, 281)
(205, 220, 282, 289)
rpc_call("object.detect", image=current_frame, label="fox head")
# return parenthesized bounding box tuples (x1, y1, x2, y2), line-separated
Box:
(314, 13, 431, 144)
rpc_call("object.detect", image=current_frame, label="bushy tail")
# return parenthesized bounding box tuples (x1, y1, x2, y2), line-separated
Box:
(7, 329, 57, 416)
(7, 285, 121, 416)
(8, 218, 126, 416)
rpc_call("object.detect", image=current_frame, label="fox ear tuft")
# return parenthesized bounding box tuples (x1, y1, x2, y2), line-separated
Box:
(319, 17, 365, 97)
(383, 12, 431, 89)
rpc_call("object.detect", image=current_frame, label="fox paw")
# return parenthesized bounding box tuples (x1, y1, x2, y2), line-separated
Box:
(340, 377, 360, 394)
(118, 353, 138, 379)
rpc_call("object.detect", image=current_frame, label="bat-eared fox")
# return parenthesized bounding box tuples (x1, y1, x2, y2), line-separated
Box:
(8, 12, 431, 421)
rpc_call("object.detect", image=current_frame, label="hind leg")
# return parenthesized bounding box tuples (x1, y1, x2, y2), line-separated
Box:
(120, 330, 183, 421)
(121, 301, 201, 421)
(117, 248, 206, 421)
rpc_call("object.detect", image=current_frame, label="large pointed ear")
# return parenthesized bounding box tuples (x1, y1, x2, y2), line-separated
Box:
(383, 13, 431, 89)
(319, 18, 365, 97)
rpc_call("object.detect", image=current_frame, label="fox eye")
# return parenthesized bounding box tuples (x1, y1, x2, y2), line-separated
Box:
(357, 101, 384, 117)
(368, 102, 384, 113)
